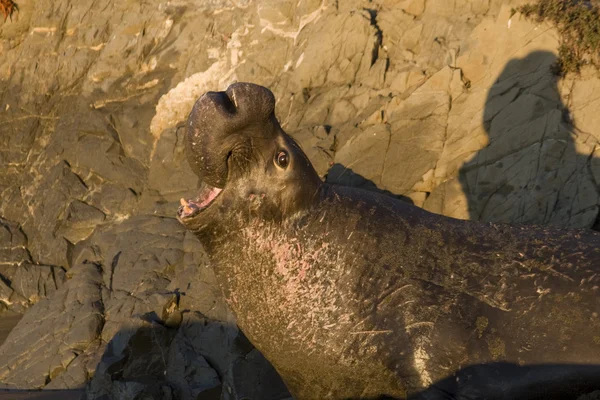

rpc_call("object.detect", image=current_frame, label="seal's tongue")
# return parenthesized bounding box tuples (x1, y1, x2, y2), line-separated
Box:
(178, 183, 223, 218)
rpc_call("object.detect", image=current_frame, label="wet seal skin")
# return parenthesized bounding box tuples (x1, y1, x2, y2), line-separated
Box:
(177, 82, 600, 400)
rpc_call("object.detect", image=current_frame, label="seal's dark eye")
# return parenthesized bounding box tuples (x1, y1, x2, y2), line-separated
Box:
(275, 150, 289, 169)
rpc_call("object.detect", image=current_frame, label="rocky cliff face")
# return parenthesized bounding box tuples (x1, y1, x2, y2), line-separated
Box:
(0, 0, 599, 398)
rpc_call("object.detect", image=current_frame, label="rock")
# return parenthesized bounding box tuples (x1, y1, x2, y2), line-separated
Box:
(87, 323, 179, 400)
(20, 161, 89, 267)
(85, 309, 289, 400)
(400, 0, 426, 16)
(0, 214, 287, 398)
(290, 125, 335, 179)
(167, 231, 231, 323)
(0, 313, 22, 347)
(227, 349, 291, 400)
(424, 7, 599, 228)
(0, 282, 15, 313)
(380, 67, 451, 194)
(0, 0, 599, 397)
(286, 10, 377, 91)
(0, 218, 30, 267)
(334, 124, 391, 187)
(56, 201, 106, 244)
(139, 125, 200, 217)
(0, 218, 66, 313)
(0, 261, 105, 389)
(569, 66, 600, 143)
(1, 263, 66, 308)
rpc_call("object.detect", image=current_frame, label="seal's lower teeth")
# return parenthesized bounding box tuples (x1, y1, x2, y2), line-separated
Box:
(179, 202, 200, 218)
(183, 204, 196, 214)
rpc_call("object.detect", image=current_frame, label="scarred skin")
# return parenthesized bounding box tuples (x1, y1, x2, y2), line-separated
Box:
(178, 83, 600, 400)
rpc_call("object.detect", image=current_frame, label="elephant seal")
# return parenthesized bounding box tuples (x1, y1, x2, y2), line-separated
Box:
(177, 82, 600, 399)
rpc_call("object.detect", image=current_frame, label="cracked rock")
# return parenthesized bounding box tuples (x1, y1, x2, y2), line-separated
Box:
(0, 261, 105, 390)
(1, 0, 600, 398)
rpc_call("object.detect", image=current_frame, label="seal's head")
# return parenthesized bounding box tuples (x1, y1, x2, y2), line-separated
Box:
(177, 83, 322, 232)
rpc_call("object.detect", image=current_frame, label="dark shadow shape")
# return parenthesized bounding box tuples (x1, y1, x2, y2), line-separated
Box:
(340, 363, 600, 399)
(458, 51, 600, 230)
(0, 389, 82, 400)
(326, 163, 414, 205)
(86, 311, 291, 400)
(408, 362, 600, 400)
(6, 325, 600, 400)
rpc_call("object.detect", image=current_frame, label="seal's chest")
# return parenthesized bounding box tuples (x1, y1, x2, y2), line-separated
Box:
(231, 224, 345, 300)
(216, 223, 359, 346)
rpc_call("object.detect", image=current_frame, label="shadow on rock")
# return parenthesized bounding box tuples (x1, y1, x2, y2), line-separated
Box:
(459, 51, 600, 230)
(85, 311, 291, 400)
(408, 362, 600, 400)
(86, 316, 600, 400)
(326, 163, 414, 205)
(0, 389, 83, 400)
(0, 214, 291, 400)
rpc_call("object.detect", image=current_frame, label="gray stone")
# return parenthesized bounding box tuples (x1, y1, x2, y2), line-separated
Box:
(139, 126, 199, 217)
(2, 263, 66, 306)
(20, 161, 88, 268)
(1, 0, 599, 397)
(0, 218, 67, 313)
(291, 125, 335, 179)
(0, 261, 104, 389)
(334, 124, 391, 188)
(0, 214, 288, 398)
(56, 201, 106, 244)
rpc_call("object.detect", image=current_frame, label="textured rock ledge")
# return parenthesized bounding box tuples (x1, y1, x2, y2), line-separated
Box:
(0, 0, 599, 398)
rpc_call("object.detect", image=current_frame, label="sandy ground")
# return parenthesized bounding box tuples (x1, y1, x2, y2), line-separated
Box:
(0, 314, 84, 399)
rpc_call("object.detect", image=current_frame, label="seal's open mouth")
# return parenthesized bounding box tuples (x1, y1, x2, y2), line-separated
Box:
(178, 183, 223, 219)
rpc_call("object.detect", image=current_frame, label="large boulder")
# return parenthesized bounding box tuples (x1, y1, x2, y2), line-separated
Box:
(0, 0, 598, 397)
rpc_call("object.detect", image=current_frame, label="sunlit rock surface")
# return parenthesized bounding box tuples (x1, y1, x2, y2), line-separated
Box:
(0, 0, 599, 398)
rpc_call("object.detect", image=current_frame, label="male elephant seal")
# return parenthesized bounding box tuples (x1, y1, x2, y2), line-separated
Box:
(177, 82, 600, 399)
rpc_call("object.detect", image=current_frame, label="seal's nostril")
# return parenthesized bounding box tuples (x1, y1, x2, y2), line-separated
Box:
(213, 91, 236, 114)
